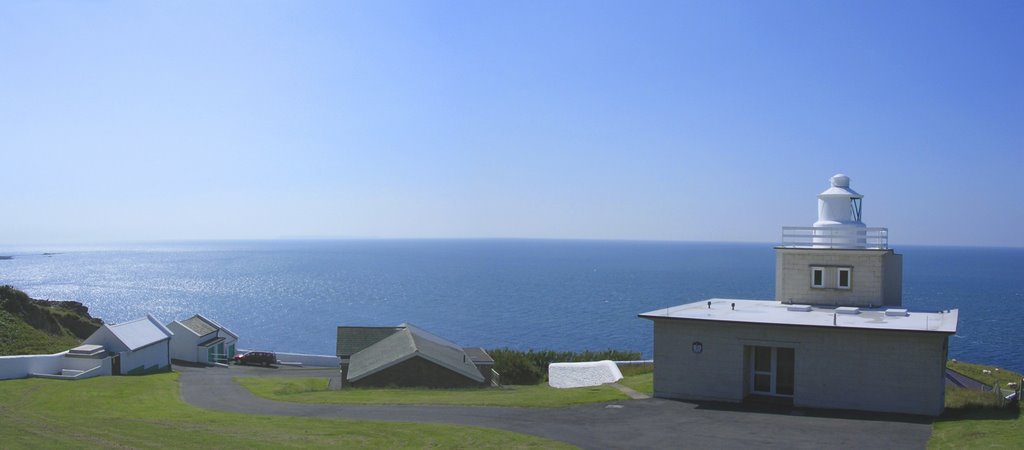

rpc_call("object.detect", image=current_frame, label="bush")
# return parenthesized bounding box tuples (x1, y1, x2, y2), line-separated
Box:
(490, 349, 545, 385)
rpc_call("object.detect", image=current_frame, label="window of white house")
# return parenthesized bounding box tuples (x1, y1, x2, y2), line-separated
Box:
(811, 267, 825, 288)
(837, 268, 852, 289)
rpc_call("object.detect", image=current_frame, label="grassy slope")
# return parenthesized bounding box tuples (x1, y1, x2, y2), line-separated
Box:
(618, 372, 653, 394)
(0, 308, 82, 355)
(237, 376, 630, 408)
(928, 361, 1023, 449)
(0, 373, 570, 449)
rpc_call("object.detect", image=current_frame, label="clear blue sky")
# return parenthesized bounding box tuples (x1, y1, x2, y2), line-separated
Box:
(2, 1, 1021, 247)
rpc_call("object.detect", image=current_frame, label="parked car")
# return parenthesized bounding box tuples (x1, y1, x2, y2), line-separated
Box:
(233, 351, 277, 367)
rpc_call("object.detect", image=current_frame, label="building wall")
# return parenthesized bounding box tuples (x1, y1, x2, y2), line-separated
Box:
(651, 317, 948, 416)
(0, 352, 65, 380)
(120, 340, 171, 375)
(239, 349, 339, 367)
(775, 248, 901, 307)
(883, 252, 903, 306)
(83, 326, 130, 353)
(0, 353, 114, 380)
(350, 356, 483, 388)
(167, 322, 201, 362)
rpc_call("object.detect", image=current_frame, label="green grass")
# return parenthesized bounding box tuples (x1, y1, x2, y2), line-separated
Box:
(928, 361, 1023, 449)
(0, 309, 82, 355)
(236, 374, 656, 408)
(618, 372, 653, 394)
(947, 360, 1023, 390)
(0, 373, 571, 449)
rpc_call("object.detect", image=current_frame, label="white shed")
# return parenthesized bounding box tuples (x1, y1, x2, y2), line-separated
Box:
(167, 314, 239, 364)
(83, 314, 173, 375)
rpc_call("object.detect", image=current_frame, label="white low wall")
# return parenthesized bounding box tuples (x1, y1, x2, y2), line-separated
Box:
(0, 352, 66, 380)
(239, 349, 339, 367)
(0, 352, 115, 380)
(31, 359, 111, 380)
(549, 360, 624, 389)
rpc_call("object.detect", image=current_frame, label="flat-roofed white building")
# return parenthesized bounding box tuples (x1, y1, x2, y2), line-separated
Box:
(640, 174, 958, 416)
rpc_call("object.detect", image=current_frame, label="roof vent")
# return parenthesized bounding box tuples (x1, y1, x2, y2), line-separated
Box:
(787, 304, 812, 312)
(836, 307, 861, 315)
(885, 308, 908, 317)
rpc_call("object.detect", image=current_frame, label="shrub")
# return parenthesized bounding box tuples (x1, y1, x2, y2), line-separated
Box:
(490, 349, 545, 385)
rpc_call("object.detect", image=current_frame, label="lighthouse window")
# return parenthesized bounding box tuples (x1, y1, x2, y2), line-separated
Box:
(811, 267, 825, 288)
(851, 198, 863, 222)
(837, 268, 852, 289)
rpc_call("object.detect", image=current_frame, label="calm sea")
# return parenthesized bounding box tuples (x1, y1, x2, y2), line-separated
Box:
(1, 240, 1021, 373)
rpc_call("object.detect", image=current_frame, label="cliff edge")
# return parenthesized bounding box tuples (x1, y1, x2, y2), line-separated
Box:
(0, 285, 103, 355)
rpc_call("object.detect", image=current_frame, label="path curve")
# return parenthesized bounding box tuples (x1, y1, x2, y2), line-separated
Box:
(176, 365, 932, 449)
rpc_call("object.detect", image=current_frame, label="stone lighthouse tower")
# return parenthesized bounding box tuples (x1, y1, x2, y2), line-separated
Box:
(776, 174, 902, 307)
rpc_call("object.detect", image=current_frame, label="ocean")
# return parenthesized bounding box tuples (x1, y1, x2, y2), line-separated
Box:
(1, 240, 1021, 373)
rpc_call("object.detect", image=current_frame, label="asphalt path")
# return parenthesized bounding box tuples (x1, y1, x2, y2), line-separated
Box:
(176, 364, 932, 449)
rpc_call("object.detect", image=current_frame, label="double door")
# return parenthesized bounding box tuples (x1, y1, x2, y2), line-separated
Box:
(750, 346, 794, 397)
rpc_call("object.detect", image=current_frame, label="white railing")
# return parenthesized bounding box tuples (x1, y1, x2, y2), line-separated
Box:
(781, 227, 888, 249)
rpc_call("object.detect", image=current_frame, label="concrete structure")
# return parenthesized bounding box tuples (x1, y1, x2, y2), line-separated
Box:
(83, 314, 173, 375)
(0, 349, 112, 380)
(640, 174, 958, 416)
(549, 360, 623, 388)
(336, 323, 494, 388)
(167, 314, 238, 364)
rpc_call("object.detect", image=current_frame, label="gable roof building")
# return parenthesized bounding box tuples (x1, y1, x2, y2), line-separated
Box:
(83, 314, 173, 375)
(337, 323, 493, 388)
(167, 314, 239, 364)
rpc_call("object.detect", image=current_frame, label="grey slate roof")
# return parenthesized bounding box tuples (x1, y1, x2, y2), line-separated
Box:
(346, 324, 485, 384)
(177, 314, 239, 339)
(336, 326, 404, 357)
(181, 316, 218, 336)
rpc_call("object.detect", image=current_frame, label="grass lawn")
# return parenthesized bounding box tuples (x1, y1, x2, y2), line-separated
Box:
(236, 373, 655, 408)
(0, 373, 571, 449)
(928, 361, 1023, 449)
(618, 372, 652, 394)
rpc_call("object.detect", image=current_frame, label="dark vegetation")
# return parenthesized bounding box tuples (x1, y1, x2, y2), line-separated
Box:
(488, 348, 643, 385)
(0, 285, 102, 355)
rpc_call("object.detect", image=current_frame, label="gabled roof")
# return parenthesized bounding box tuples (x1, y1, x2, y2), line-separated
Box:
(464, 347, 494, 364)
(346, 324, 485, 383)
(336, 326, 404, 357)
(175, 314, 239, 339)
(107, 314, 174, 351)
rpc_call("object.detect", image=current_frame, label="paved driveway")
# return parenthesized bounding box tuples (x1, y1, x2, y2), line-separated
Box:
(176, 365, 932, 449)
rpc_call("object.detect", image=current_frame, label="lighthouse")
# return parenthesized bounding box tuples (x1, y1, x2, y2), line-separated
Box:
(812, 174, 866, 247)
(777, 174, 902, 307)
(640, 173, 957, 417)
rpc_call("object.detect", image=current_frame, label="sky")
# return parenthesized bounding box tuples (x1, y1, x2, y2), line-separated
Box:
(1, 1, 1022, 247)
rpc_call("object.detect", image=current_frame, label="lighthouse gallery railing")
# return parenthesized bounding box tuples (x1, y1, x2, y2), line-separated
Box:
(780, 227, 888, 249)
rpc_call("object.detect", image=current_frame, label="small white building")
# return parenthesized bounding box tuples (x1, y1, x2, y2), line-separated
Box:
(166, 314, 238, 364)
(641, 174, 958, 416)
(83, 314, 174, 375)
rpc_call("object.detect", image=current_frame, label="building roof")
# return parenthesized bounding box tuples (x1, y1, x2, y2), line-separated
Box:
(640, 299, 958, 334)
(346, 325, 485, 383)
(176, 314, 239, 339)
(464, 347, 494, 364)
(336, 326, 404, 357)
(198, 336, 226, 347)
(107, 314, 174, 351)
